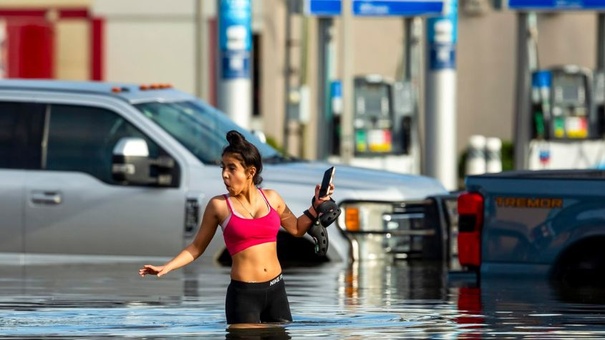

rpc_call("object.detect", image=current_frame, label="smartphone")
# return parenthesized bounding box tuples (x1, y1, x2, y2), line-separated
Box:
(319, 166, 335, 198)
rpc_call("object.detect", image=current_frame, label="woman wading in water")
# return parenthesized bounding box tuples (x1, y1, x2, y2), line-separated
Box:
(139, 130, 335, 325)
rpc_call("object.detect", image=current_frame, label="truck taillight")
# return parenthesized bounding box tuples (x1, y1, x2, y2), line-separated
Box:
(457, 192, 484, 268)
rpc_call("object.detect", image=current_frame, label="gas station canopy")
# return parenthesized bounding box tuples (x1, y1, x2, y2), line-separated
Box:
(304, 0, 445, 17)
(496, 0, 605, 11)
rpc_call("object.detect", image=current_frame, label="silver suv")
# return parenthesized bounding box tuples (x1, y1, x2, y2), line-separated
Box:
(0, 80, 452, 264)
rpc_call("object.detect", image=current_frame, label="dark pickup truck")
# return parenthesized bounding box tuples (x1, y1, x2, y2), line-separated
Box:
(456, 169, 605, 285)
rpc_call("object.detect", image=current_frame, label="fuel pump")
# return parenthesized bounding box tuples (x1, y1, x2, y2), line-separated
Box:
(329, 74, 420, 174)
(531, 66, 595, 140)
(528, 65, 605, 169)
(353, 75, 395, 154)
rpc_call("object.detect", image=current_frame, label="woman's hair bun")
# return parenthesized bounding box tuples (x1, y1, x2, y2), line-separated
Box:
(226, 130, 246, 146)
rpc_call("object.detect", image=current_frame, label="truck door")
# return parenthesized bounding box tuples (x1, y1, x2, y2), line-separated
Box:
(0, 102, 45, 255)
(24, 103, 186, 257)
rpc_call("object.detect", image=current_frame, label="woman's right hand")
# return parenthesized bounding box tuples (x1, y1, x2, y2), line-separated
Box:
(139, 264, 169, 278)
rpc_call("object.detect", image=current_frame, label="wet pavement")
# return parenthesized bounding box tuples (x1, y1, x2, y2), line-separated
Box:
(2, 258, 605, 338)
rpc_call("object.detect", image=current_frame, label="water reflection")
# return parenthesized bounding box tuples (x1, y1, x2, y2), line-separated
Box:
(339, 260, 448, 305)
(455, 276, 605, 338)
(2, 259, 605, 338)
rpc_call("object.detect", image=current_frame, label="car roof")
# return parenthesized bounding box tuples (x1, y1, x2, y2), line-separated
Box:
(0, 79, 194, 103)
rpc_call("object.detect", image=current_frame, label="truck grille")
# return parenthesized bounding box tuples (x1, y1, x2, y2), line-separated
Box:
(382, 202, 435, 256)
(341, 194, 458, 262)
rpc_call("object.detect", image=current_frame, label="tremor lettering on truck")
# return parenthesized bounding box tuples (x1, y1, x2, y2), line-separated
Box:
(495, 197, 563, 209)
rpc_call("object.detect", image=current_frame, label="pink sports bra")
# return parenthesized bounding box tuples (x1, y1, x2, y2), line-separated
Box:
(220, 189, 281, 256)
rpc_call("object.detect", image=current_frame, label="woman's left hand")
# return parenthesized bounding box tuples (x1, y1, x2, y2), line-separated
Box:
(313, 183, 335, 206)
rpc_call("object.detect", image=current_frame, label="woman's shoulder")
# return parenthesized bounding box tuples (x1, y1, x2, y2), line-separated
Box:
(209, 193, 228, 201)
(259, 188, 284, 206)
(206, 194, 230, 219)
(259, 187, 278, 198)
(207, 194, 229, 209)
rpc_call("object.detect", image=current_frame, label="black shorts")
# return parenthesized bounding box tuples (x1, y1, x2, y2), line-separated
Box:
(225, 273, 293, 324)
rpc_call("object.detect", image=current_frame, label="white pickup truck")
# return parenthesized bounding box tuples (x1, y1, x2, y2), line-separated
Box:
(0, 80, 454, 264)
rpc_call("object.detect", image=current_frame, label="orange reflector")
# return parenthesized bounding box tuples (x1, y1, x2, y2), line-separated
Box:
(111, 87, 122, 93)
(139, 83, 172, 91)
(344, 207, 360, 232)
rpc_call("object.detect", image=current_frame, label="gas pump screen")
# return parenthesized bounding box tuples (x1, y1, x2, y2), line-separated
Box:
(553, 74, 585, 105)
(355, 83, 390, 117)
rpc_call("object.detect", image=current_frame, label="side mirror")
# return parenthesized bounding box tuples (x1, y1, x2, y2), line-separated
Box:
(112, 137, 174, 186)
(251, 130, 267, 143)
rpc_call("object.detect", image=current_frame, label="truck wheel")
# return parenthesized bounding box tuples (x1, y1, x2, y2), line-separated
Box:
(551, 238, 605, 287)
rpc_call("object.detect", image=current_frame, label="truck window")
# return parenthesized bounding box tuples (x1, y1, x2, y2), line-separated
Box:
(0, 102, 44, 169)
(134, 100, 283, 165)
(45, 104, 161, 184)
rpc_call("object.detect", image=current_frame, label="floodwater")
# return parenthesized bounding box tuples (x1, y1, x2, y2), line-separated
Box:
(2, 258, 605, 339)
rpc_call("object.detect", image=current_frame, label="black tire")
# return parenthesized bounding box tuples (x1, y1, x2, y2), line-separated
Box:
(550, 238, 605, 287)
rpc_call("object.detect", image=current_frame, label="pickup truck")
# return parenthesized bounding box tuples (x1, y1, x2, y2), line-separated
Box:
(456, 169, 605, 285)
(0, 79, 454, 265)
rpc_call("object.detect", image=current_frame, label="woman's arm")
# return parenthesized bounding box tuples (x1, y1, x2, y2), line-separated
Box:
(139, 197, 221, 277)
(270, 184, 334, 237)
